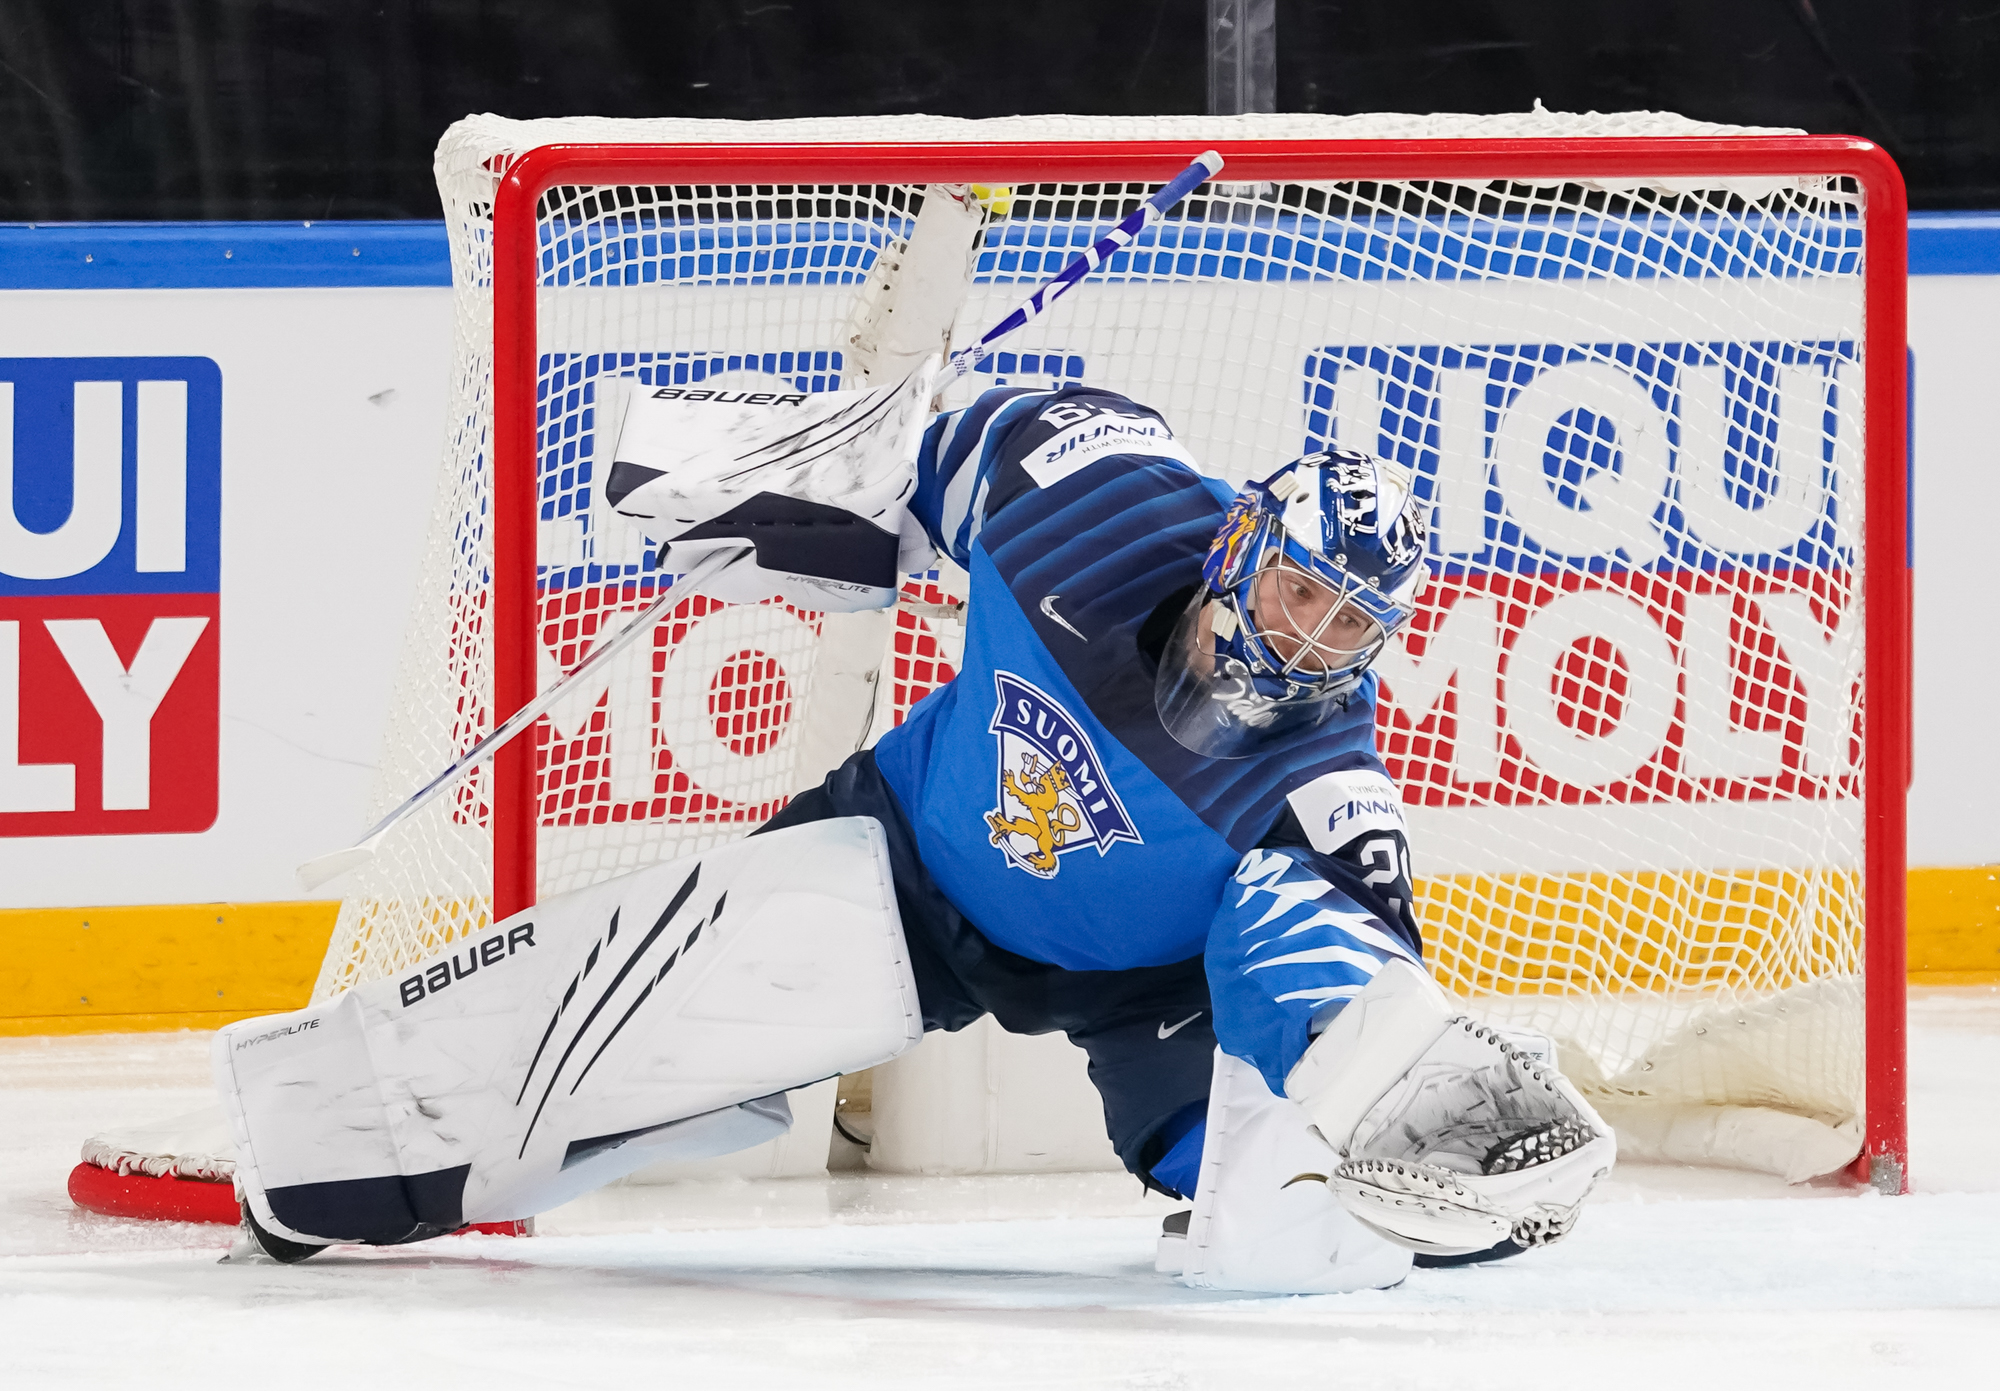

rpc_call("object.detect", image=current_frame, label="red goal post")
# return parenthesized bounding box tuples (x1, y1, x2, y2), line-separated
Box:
(459, 132, 1906, 1187)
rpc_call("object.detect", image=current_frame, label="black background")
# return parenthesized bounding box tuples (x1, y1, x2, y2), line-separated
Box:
(2, 1, 1993, 221)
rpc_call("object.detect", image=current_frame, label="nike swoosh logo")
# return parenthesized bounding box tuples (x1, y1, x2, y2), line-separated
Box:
(1039, 594, 1087, 641)
(1158, 1011, 1203, 1040)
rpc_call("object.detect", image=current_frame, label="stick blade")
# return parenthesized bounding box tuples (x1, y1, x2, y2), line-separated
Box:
(296, 844, 374, 893)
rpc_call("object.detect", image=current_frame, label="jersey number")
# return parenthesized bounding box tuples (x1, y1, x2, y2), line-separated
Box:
(1358, 835, 1413, 922)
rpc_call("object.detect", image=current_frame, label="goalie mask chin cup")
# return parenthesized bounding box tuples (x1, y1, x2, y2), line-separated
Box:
(1154, 595, 1348, 758)
(1154, 448, 1428, 758)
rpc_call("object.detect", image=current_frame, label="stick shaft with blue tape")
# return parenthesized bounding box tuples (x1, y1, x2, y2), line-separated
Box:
(946, 150, 1224, 380)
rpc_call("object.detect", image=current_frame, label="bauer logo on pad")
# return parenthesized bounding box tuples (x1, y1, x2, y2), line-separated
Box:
(0, 357, 222, 837)
(984, 671, 1140, 879)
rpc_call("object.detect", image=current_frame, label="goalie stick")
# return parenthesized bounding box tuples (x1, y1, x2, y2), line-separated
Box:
(295, 543, 747, 891)
(942, 150, 1224, 382)
(296, 150, 1225, 892)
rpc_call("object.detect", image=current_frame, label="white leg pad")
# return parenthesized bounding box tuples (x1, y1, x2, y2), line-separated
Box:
(1178, 1049, 1412, 1294)
(216, 817, 921, 1245)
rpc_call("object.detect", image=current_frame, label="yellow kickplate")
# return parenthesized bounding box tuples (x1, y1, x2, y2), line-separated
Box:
(1906, 866, 2000, 981)
(1, 869, 1994, 1037)
(1418, 867, 1864, 997)
(1415, 865, 1999, 992)
(0, 902, 336, 1036)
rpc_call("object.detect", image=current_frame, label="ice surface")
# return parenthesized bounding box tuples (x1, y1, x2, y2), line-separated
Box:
(3, 989, 1997, 1389)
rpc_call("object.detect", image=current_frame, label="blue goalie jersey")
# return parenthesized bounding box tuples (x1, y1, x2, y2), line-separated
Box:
(872, 386, 1426, 1090)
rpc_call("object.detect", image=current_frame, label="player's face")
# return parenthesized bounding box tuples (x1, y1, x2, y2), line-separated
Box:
(1250, 560, 1381, 676)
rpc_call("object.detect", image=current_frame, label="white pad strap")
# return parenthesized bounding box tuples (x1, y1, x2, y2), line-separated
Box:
(1176, 1050, 1411, 1294)
(217, 817, 921, 1245)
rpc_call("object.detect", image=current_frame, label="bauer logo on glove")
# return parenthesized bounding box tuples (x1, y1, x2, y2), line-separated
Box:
(600, 359, 940, 612)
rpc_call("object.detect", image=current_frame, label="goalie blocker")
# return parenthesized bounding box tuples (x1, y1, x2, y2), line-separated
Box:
(217, 818, 921, 1255)
(602, 360, 941, 613)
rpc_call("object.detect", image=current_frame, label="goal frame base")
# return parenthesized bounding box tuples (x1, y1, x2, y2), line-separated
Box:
(66, 1161, 535, 1235)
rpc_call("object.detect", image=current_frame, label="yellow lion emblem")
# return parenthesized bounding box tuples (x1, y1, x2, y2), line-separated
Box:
(985, 752, 1082, 875)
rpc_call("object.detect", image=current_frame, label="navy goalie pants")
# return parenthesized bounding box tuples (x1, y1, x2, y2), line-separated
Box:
(758, 749, 1216, 1193)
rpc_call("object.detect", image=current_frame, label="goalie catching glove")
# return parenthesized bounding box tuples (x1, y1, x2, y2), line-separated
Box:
(601, 359, 940, 612)
(1286, 959, 1616, 1257)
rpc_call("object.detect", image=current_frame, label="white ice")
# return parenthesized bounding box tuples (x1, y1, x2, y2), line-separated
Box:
(4, 989, 1998, 1389)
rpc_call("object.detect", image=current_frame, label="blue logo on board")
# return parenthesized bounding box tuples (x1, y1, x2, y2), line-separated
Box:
(0, 357, 221, 596)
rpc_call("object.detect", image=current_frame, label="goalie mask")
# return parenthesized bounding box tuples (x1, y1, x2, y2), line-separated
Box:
(1155, 449, 1427, 758)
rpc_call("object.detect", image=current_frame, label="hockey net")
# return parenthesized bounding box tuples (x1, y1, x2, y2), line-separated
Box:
(316, 112, 1906, 1185)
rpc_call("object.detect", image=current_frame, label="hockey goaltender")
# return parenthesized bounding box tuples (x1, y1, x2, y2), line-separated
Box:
(215, 372, 1615, 1292)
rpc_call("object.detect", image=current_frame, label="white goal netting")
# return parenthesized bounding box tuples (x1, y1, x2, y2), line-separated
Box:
(317, 110, 1884, 1173)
